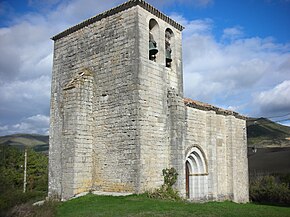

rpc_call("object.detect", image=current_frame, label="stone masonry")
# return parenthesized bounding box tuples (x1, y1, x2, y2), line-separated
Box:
(49, 0, 249, 202)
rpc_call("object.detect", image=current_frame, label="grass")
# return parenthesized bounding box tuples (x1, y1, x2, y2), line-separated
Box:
(55, 194, 290, 217)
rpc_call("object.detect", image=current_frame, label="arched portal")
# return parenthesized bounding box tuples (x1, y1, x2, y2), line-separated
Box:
(185, 146, 208, 200)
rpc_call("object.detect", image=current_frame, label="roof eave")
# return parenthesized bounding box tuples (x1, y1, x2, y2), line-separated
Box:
(51, 0, 184, 41)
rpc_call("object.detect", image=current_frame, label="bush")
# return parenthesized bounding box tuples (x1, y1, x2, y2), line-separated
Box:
(279, 173, 290, 188)
(5, 200, 59, 217)
(0, 190, 46, 212)
(147, 167, 181, 201)
(250, 175, 290, 205)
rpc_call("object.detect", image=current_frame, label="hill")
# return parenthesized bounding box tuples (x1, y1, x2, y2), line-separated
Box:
(247, 118, 290, 175)
(1, 118, 289, 153)
(0, 134, 49, 153)
(247, 117, 290, 148)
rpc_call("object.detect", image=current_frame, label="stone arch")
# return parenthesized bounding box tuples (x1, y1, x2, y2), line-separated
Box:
(185, 146, 208, 200)
(165, 28, 174, 68)
(149, 18, 159, 61)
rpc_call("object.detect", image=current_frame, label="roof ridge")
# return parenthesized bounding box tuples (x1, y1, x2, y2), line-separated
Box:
(183, 98, 247, 120)
(51, 0, 184, 41)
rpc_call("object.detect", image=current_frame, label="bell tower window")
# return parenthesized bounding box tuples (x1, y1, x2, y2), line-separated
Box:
(149, 19, 159, 61)
(165, 28, 173, 67)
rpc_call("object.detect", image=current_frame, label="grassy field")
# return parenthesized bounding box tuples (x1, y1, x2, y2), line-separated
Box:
(55, 194, 290, 217)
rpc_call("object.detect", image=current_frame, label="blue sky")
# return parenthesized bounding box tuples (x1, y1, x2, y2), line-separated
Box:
(0, 0, 289, 135)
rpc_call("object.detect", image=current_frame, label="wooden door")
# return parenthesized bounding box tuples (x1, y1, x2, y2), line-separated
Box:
(186, 161, 190, 198)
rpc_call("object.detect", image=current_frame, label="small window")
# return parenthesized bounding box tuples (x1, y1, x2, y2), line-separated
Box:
(165, 28, 173, 67)
(149, 19, 159, 61)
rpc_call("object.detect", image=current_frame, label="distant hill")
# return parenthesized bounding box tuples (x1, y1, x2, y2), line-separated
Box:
(0, 134, 49, 153)
(247, 118, 290, 175)
(247, 117, 290, 148)
(1, 118, 289, 153)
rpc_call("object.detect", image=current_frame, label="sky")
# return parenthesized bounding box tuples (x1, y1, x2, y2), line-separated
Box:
(0, 0, 289, 136)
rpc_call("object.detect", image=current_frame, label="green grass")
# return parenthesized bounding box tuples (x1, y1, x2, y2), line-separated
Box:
(56, 194, 290, 217)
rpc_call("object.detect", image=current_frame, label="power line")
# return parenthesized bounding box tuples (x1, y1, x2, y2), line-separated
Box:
(248, 112, 290, 122)
(276, 118, 290, 123)
(267, 113, 290, 118)
(247, 118, 290, 127)
(265, 113, 290, 119)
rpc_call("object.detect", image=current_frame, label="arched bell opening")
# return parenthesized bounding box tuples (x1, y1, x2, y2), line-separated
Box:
(185, 146, 208, 200)
(149, 19, 159, 61)
(165, 28, 174, 68)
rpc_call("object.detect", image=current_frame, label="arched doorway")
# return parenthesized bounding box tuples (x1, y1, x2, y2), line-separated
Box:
(185, 146, 208, 200)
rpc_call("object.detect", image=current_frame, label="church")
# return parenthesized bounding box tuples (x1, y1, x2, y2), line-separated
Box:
(48, 0, 249, 203)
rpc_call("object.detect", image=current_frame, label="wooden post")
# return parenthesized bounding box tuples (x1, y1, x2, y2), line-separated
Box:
(23, 148, 27, 193)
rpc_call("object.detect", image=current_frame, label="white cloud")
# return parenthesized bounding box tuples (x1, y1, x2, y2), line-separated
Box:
(222, 26, 244, 40)
(28, 0, 63, 8)
(171, 15, 213, 37)
(191, 0, 213, 7)
(179, 15, 290, 116)
(142, 0, 214, 10)
(280, 120, 290, 127)
(256, 80, 290, 115)
(0, 75, 51, 101)
(0, 74, 51, 133)
(0, 114, 49, 136)
(0, 18, 54, 82)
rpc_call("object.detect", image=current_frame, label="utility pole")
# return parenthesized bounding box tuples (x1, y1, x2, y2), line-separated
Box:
(23, 148, 27, 193)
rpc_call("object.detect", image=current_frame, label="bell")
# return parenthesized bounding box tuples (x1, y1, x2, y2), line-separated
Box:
(166, 49, 172, 63)
(149, 41, 158, 56)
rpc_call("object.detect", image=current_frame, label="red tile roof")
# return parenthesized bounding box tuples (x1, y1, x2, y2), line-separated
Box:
(183, 98, 247, 120)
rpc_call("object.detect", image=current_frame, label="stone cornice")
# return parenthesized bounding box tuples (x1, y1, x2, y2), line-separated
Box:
(51, 0, 184, 41)
(184, 98, 247, 120)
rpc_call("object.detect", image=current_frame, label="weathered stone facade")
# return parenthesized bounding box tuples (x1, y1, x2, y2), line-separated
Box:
(49, 0, 249, 202)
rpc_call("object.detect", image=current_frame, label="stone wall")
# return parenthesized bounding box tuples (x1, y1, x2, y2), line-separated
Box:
(136, 6, 184, 191)
(49, 6, 141, 200)
(184, 104, 249, 202)
(89, 6, 140, 194)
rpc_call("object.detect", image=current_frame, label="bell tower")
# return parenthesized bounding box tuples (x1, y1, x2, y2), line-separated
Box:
(49, 0, 184, 200)
(135, 4, 185, 191)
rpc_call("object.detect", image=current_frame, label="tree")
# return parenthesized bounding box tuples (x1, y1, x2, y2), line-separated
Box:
(0, 145, 48, 193)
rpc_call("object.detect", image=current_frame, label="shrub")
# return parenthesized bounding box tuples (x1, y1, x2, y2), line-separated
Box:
(250, 175, 290, 205)
(162, 168, 178, 188)
(147, 167, 181, 201)
(279, 173, 290, 189)
(5, 200, 59, 217)
(0, 190, 45, 212)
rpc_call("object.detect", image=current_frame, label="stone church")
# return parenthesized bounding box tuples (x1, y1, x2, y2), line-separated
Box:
(49, 0, 249, 203)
